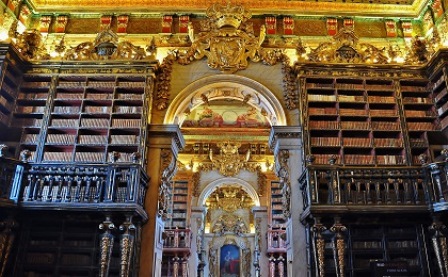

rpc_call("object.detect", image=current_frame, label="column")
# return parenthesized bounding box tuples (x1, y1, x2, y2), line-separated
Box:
(189, 206, 207, 277)
(119, 216, 136, 277)
(0, 217, 17, 276)
(139, 124, 185, 277)
(330, 217, 347, 277)
(269, 126, 305, 276)
(99, 216, 115, 277)
(429, 217, 448, 277)
(252, 206, 269, 276)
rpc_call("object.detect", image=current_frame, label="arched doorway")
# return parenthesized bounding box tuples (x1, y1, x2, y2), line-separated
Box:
(161, 73, 288, 277)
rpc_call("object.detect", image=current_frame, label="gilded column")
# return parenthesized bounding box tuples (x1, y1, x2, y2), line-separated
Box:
(119, 217, 136, 277)
(429, 217, 448, 277)
(99, 216, 116, 277)
(311, 218, 327, 277)
(330, 218, 347, 277)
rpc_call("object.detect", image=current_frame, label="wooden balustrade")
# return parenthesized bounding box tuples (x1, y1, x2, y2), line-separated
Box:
(3, 161, 148, 219)
(300, 165, 429, 217)
(163, 228, 191, 250)
(267, 229, 287, 253)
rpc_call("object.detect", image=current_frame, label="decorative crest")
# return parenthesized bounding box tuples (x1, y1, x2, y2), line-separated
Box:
(183, 2, 265, 73)
(206, 1, 251, 29)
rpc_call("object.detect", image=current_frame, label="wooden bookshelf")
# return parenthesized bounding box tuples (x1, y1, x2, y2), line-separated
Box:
(303, 75, 435, 166)
(0, 61, 21, 127)
(431, 67, 448, 131)
(13, 71, 148, 164)
(169, 180, 189, 229)
(270, 181, 286, 227)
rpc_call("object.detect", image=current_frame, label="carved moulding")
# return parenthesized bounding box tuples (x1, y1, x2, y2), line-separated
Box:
(64, 29, 147, 61)
(307, 27, 389, 64)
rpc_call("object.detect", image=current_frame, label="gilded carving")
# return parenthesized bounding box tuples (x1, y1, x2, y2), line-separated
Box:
(307, 27, 391, 64)
(159, 149, 178, 217)
(13, 29, 50, 61)
(154, 3, 294, 111)
(209, 141, 251, 177)
(64, 29, 146, 61)
(405, 36, 430, 64)
(155, 53, 175, 110)
(185, 2, 265, 73)
(192, 171, 201, 197)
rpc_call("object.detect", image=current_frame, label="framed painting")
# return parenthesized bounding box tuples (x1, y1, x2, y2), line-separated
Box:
(220, 244, 240, 277)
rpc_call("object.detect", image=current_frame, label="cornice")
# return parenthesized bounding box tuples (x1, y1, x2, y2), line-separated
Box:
(27, 0, 426, 18)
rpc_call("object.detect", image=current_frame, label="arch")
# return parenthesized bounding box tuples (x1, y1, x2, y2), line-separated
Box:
(197, 177, 260, 207)
(163, 74, 287, 126)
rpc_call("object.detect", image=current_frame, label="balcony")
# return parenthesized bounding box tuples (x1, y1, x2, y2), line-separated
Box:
(163, 228, 192, 255)
(267, 228, 287, 253)
(299, 165, 429, 220)
(0, 153, 149, 220)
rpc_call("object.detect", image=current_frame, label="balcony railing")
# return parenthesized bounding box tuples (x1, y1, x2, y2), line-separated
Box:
(0, 156, 23, 206)
(299, 165, 429, 218)
(0, 154, 149, 219)
(424, 158, 448, 212)
(267, 229, 287, 253)
(163, 228, 191, 254)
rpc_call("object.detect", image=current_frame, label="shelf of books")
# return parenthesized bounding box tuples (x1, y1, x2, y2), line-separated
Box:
(14, 71, 148, 164)
(13, 74, 52, 162)
(0, 61, 21, 127)
(303, 75, 436, 166)
(270, 181, 287, 227)
(347, 224, 424, 276)
(17, 216, 100, 277)
(170, 180, 189, 229)
(400, 79, 438, 165)
(431, 67, 448, 131)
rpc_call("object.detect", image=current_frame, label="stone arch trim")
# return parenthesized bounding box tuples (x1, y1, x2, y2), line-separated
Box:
(197, 177, 260, 207)
(163, 74, 287, 126)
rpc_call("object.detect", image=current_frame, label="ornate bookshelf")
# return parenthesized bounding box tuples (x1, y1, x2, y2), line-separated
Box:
(12, 69, 150, 165)
(302, 73, 437, 166)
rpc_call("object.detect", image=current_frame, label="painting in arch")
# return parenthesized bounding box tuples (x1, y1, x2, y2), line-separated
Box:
(220, 244, 241, 277)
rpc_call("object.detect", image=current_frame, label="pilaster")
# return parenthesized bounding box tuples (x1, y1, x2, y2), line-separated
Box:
(269, 126, 305, 276)
(140, 124, 185, 277)
(189, 206, 207, 277)
(252, 206, 269, 276)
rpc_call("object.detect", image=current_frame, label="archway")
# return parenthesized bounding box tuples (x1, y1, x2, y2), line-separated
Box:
(163, 74, 287, 127)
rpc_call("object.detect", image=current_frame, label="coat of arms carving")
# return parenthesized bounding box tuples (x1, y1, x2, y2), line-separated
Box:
(187, 2, 266, 73)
